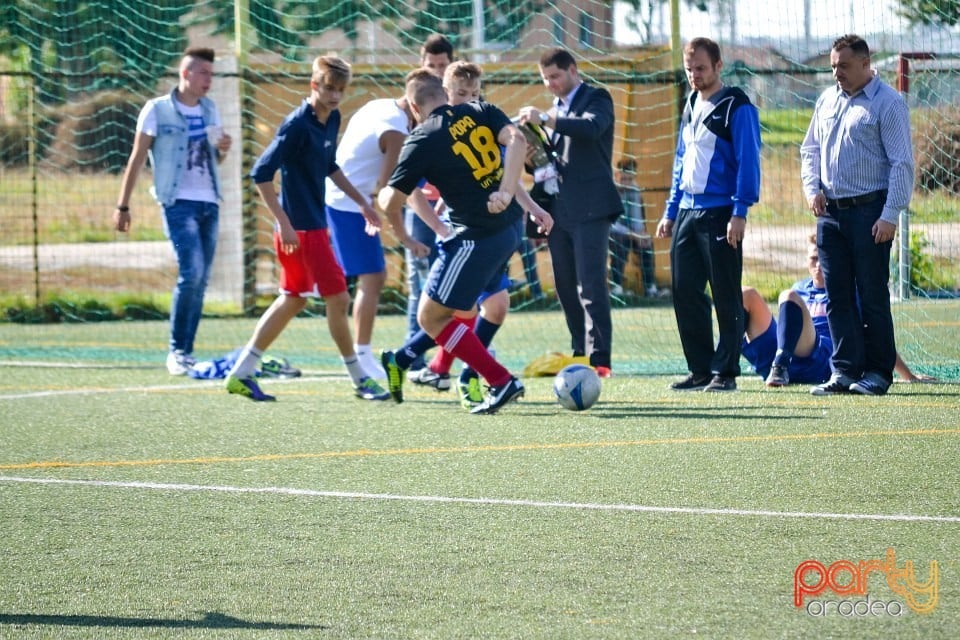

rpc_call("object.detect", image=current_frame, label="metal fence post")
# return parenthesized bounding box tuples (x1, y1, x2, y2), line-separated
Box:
(898, 208, 911, 300)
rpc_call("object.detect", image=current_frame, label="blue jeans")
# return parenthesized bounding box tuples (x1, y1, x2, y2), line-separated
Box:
(817, 198, 895, 381)
(404, 208, 439, 336)
(162, 200, 219, 354)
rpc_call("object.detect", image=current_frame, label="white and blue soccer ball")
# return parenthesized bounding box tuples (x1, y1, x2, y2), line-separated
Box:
(553, 364, 602, 411)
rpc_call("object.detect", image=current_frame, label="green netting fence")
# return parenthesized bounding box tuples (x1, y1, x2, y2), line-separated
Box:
(1, 0, 958, 377)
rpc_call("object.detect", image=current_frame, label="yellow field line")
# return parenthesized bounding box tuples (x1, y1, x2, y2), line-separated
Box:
(3, 427, 959, 471)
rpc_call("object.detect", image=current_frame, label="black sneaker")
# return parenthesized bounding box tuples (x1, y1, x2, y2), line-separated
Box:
(669, 373, 712, 391)
(765, 363, 789, 387)
(849, 372, 890, 396)
(704, 375, 737, 392)
(381, 350, 404, 403)
(470, 376, 525, 415)
(810, 372, 857, 396)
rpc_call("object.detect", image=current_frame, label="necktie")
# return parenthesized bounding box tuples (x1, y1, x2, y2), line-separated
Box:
(552, 99, 564, 146)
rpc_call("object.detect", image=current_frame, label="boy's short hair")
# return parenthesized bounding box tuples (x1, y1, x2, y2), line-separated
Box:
(183, 47, 215, 65)
(405, 68, 446, 109)
(443, 60, 483, 87)
(181, 47, 215, 75)
(616, 157, 637, 173)
(312, 55, 352, 87)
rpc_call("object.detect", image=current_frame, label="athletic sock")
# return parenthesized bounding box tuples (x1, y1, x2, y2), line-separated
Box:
(342, 354, 366, 385)
(429, 317, 474, 374)
(775, 301, 804, 364)
(229, 345, 263, 379)
(460, 317, 502, 382)
(395, 330, 437, 370)
(436, 320, 510, 387)
(355, 343, 371, 356)
(474, 317, 501, 348)
(428, 348, 456, 375)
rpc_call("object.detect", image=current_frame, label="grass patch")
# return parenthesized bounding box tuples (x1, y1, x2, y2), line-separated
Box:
(1, 361, 958, 638)
(759, 108, 812, 146)
(1, 168, 165, 244)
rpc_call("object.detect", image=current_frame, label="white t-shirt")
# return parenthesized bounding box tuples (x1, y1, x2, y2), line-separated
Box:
(325, 98, 409, 212)
(138, 97, 221, 203)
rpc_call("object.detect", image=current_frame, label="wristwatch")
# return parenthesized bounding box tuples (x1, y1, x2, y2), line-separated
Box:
(539, 112, 549, 124)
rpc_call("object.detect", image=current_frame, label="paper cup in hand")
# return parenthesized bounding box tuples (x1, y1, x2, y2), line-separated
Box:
(206, 125, 224, 146)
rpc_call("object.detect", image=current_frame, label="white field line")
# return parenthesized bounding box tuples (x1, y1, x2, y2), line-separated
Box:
(0, 374, 336, 400)
(1, 361, 157, 369)
(2, 475, 959, 524)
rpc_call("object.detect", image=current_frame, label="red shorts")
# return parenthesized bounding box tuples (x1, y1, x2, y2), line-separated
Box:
(275, 228, 347, 297)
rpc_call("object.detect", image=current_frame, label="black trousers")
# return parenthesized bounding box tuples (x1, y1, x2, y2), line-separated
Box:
(547, 217, 613, 368)
(817, 198, 896, 382)
(670, 206, 744, 378)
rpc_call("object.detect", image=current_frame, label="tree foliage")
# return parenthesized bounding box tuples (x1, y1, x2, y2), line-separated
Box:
(0, 0, 193, 103)
(0, 0, 370, 105)
(896, 0, 960, 26)
(202, 0, 367, 60)
(2, 0, 558, 106)
(389, 0, 547, 51)
(622, 0, 669, 45)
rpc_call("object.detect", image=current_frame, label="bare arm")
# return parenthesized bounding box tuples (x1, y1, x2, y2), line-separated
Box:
(376, 186, 429, 257)
(329, 168, 380, 233)
(515, 187, 553, 236)
(113, 131, 154, 232)
(407, 188, 450, 238)
(894, 352, 937, 383)
(255, 181, 299, 255)
(488, 124, 526, 213)
(375, 130, 406, 196)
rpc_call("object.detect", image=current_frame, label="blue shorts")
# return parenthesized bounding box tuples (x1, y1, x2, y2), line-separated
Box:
(741, 321, 833, 384)
(478, 272, 510, 304)
(426, 220, 521, 311)
(325, 205, 386, 276)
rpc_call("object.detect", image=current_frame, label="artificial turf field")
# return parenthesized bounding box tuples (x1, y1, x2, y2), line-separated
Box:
(1, 314, 958, 638)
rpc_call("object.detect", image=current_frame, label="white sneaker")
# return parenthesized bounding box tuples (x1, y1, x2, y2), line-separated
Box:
(407, 367, 451, 391)
(357, 350, 386, 379)
(166, 350, 195, 376)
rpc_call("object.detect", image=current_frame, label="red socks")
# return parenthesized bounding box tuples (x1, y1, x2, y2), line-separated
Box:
(429, 316, 476, 374)
(435, 319, 510, 387)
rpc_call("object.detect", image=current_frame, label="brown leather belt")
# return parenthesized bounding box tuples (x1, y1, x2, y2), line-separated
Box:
(826, 190, 886, 209)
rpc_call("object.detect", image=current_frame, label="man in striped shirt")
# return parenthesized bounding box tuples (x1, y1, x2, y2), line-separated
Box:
(800, 34, 914, 396)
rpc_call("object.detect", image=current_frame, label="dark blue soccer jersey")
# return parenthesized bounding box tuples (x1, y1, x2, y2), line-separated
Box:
(389, 101, 522, 239)
(250, 100, 341, 231)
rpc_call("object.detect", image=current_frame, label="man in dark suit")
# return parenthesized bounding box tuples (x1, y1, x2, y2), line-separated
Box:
(519, 48, 622, 377)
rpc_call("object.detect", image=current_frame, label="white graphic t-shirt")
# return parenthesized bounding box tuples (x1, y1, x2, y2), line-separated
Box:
(138, 97, 220, 203)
